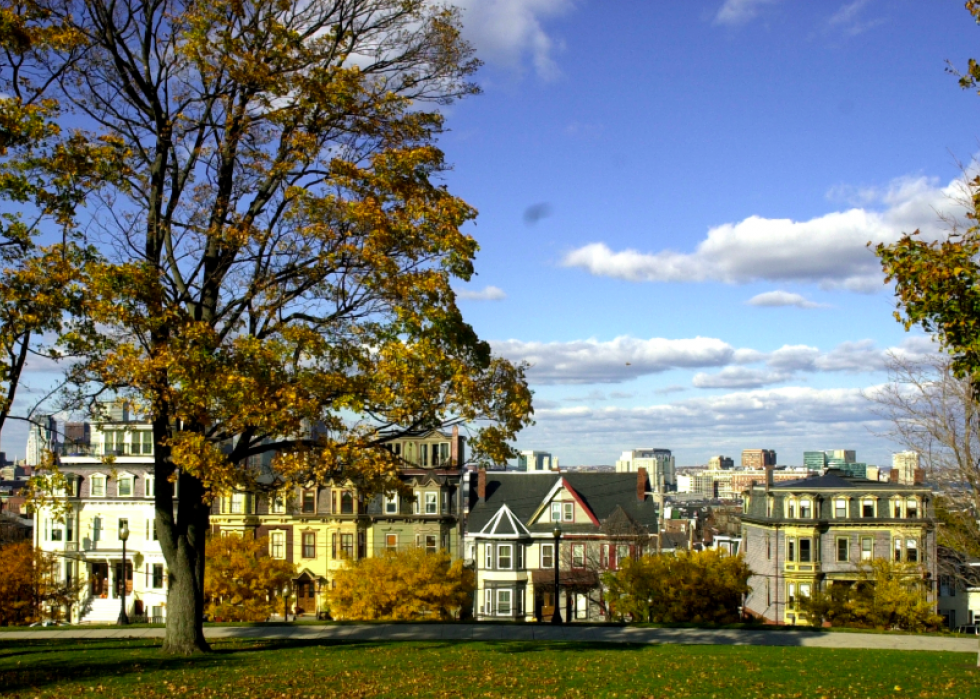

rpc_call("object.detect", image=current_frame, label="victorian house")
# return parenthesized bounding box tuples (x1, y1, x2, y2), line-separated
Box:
(464, 468, 658, 622)
(740, 468, 937, 625)
(35, 419, 169, 624)
(208, 427, 466, 617)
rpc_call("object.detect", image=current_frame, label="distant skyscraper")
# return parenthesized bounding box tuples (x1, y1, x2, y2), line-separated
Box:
(25, 415, 57, 466)
(803, 451, 828, 471)
(892, 451, 920, 485)
(708, 455, 734, 470)
(741, 449, 776, 468)
(615, 448, 676, 491)
(517, 451, 555, 472)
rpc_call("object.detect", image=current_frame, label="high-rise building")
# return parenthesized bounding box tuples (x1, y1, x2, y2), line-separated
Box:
(615, 448, 676, 491)
(25, 415, 57, 466)
(741, 449, 776, 468)
(829, 449, 856, 463)
(803, 451, 827, 471)
(892, 452, 920, 485)
(517, 451, 556, 472)
(708, 455, 734, 470)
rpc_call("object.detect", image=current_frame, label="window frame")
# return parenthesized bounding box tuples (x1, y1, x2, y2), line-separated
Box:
(798, 538, 812, 564)
(302, 531, 316, 559)
(386, 533, 398, 551)
(834, 497, 847, 518)
(384, 494, 399, 515)
(860, 536, 874, 561)
(571, 543, 585, 569)
(540, 543, 554, 569)
(497, 543, 513, 570)
(496, 589, 512, 616)
(550, 502, 561, 522)
(836, 537, 849, 563)
(424, 491, 438, 515)
(799, 498, 812, 519)
(562, 502, 574, 522)
(117, 476, 134, 498)
(485, 543, 493, 569)
(90, 474, 107, 498)
(270, 531, 286, 559)
(425, 534, 437, 554)
(301, 489, 316, 515)
(861, 497, 875, 518)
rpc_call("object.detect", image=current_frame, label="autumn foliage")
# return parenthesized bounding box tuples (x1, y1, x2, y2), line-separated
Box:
(799, 559, 942, 631)
(203, 534, 296, 622)
(329, 548, 474, 621)
(0, 540, 77, 625)
(603, 550, 752, 624)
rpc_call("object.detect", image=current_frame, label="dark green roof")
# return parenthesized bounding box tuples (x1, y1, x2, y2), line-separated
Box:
(468, 472, 658, 535)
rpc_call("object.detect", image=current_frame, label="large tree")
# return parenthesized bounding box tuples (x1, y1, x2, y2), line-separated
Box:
(33, 0, 532, 654)
(204, 534, 295, 622)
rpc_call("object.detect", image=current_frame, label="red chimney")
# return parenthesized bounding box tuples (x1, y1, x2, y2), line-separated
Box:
(913, 468, 925, 485)
(890, 469, 899, 483)
(637, 467, 648, 501)
(477, 468, 486, 501)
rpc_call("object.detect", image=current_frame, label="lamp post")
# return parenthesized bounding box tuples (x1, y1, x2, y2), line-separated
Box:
(117, 522, 130, 625)
(551, 523, 562, 624)
(283, 584, 291, 622)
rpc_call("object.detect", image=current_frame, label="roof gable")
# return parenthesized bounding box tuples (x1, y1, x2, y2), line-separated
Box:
(478, 504, 531, 538)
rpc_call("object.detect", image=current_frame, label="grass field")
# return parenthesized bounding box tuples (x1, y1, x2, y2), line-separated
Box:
(0, 638, 977, 699)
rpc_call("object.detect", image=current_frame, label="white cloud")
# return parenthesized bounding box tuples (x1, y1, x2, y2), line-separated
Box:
(492, 336, 737, 384)
(714, 0, 781, 26)
(747, 290, 824, 308)
(492, 334, 941, 387)
(457, 285, 507, 301)
(828, 0, 883, 36)
(561, 175, 968, 292)
(692, 367, 791, 389)
(453, 0, 574, 80)
(517, 384, 894, 465)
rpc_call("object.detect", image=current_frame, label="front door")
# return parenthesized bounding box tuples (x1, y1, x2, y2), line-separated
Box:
(91, 562, 108, 597)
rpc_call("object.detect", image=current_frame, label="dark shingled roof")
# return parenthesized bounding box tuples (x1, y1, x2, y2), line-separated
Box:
(769, 469, 929, 492)
(468, 472, 659, 535)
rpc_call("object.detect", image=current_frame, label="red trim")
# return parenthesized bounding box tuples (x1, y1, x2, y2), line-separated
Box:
(561, 478, 600, 526)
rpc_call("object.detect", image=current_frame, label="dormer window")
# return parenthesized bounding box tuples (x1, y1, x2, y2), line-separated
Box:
(861, 498, 875, 517)
(906, 498, 918, 519)
(90, 474, 107, 498)
(834, 498, 847, 518)
(117, 474, 134, 497)
(799, 498, 812, 519)
(787, 500, 796, 518)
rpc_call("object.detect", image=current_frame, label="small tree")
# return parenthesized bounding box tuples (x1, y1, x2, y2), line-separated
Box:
(604, 550, 751, 624)
(203, 534, 296, 622)
(329, 547, 473, 621)
(0, 540, 80, 625)
(800, 559, 942, 631)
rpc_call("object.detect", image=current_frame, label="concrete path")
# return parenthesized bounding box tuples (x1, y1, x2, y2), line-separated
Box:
(0, 624, 976, 654)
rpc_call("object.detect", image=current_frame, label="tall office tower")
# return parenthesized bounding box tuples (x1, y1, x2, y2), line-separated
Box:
(741, 449, 776, 468)
(517, 451, 555, 472)
(708, 455, 734, 470)
(25, 415, 57, 466)
(892, 451, 920, 485)
(615, 448, 676, 491)
(803, 451, 828, 471)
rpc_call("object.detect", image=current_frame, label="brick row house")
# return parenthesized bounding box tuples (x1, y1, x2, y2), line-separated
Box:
(464, 469, 658, 622)
(740, 469, 937, 625)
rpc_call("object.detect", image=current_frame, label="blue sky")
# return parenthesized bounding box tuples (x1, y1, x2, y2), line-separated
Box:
(440, 0, 980, 466)
(2, 0, 976, 468)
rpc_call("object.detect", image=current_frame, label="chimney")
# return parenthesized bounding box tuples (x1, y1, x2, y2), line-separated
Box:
(890, 469, 899, 483)
(637, 467, 648, 501)
(764, 465, 774, 492)
(913, 468, 925, 485)
(477, 468, 486, 502)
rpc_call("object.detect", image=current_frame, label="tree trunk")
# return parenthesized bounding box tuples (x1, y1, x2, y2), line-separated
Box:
(162, 529, 210, 655)
(156, 427, 212, 655)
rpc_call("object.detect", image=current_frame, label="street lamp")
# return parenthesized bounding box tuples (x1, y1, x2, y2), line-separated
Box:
(551, 523, 562, 624)
(117, 522, 130, 625)
(283, 584, 291, 622)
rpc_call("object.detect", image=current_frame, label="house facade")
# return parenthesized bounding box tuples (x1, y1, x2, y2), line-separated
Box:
(35, 420, 169, 624)
(740, 469, 937, 625)
(464, 469, 658, 622)
(209, 427, 466, 617)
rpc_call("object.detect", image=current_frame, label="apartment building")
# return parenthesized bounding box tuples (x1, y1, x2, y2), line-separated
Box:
(740, 469, 936, 625)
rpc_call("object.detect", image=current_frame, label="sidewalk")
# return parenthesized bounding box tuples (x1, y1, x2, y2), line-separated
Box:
(1, 624, 976, 653)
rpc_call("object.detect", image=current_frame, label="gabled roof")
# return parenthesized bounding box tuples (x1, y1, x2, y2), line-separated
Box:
(528, 478, 599, 526)
(478, 504, 531, 538)
(467, 472, 658, 536)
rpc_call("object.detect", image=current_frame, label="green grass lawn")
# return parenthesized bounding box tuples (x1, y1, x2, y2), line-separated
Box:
(0, 638, 977, 699)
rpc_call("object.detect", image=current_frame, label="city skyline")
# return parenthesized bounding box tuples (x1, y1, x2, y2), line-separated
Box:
(2, 1, 976, 466)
